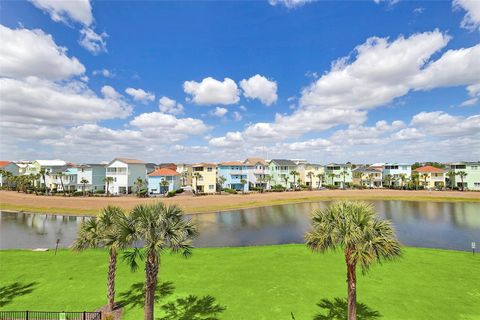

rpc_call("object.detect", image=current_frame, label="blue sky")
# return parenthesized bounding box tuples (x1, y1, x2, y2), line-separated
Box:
(0, 0, 479, 164)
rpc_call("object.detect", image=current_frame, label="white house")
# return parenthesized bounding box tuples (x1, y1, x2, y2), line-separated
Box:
(105, 158, 147, 195)
(76, 164, 106, 192)
(32, 160, 69, 189)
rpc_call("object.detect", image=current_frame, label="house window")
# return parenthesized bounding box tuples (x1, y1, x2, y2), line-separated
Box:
(474, 182, 480, 187)
(471, 166, 478, 170)
(207, 167, 212, 172)
(208, 185, 214, 190)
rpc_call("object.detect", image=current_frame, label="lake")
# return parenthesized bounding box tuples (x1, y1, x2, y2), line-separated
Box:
(0, 200, 479, 251)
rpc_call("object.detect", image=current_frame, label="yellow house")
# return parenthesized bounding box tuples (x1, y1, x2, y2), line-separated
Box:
(298, 163, 324, 189)
(414, 166, 446, 189)
(192, 163, 217, 194)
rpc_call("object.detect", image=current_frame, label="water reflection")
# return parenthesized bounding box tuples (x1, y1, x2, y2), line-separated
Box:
(1, 201, 479, 251)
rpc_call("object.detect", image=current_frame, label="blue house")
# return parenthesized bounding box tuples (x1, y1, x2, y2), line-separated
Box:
(217, 162, 253, 192)
(147, 168, 181, 195)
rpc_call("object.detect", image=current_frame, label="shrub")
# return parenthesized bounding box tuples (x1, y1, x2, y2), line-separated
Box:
(222, 188, 238, 194)
(94, 189, 105, 194)
(176, 188, 184, 194)
(167, 190, 176, 197)
(271, 184, 286, 192)
(324, 184, 338, 189)
(72, 191, 84, 197)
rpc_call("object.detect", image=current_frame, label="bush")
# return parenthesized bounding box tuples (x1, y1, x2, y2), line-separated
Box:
(324, 184, 338, 189)
(167, 190, 176, 197)
(94, 189, 105, 194)
(175, 188, 184, 194)
(271, 184, 286, 192)
(72, 191, 84, 197)
(222, 188, 238, 194)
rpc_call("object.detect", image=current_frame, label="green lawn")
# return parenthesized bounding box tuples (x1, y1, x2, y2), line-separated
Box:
(0, 245, 479, 319)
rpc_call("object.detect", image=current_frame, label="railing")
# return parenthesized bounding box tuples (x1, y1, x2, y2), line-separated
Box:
(0, 311, 101, 320)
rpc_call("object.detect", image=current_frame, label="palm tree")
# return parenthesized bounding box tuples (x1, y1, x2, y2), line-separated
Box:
(316, 173, 324, 189)
(193, 172, 202, 194)
(283, 175, 290, 189)
(456, 171, 467, 191)
(340, 170, 349, 189)
(421, 173, 429, 188)
(160, 179, 169, 195)
(446, 170, 456, 189)
(264, 174, 272, 190)
(290, 170, 299, 189)
(307, 172, 314, 190)
(217, 175, 226, 193)
(56, 172, 66, 196)
(135, 177, 145, 197)
(72, 206, 126, 312)
(399, 174, 407, 190)
(80, 178, 89, 196)
(39, 169, 48, 195)
(28, 173, 39, 195)
(305, 201, 401, 320)
(367, 173, 374, 188)
(104, 176, 114, 196)
(384, 174, 392, 189)
(240, 178, 247, 194)
(119, 203, 198, 320)
(328, 173, 336, 186)
(411, 172, 419, 190)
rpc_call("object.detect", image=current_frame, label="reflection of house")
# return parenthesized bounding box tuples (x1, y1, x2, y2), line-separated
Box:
(192, 163, 217, 194)
(414, 166, 446, 189)
(176, 163, 193, 187)
(106, 158, 147, 195)
(269, 159, 298, 188)
(217, 162, 252, 192)
(325, 163, 353, 188)
(148, 168, 181, 194)
(0, 161, 20, 187)
(446, 162, 480, 190)
(352, 167, 383, 188)
(244, 158, 269, 189)
(298, 163, 324, 188)
(76, 164, 106, 192)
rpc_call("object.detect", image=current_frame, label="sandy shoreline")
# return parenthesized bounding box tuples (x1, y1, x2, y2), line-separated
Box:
(1, 189, 479, 216)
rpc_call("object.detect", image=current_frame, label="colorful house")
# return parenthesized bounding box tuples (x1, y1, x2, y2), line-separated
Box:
(446, 162, 480, 191)
(148, 168, 181, 195)
(105, 158, 147, 195)
(191, 163, 217, 194)
(244, 158, 269, 189)
(0, 161, 20, 187)
(217, 162, 253, 192)
(413, 166, 446, 189)
(31, 160, 69, 189)
(52, 167, 78, 191)
(352, 166, 383, 188)
(298, 163, 324, 189)
(268, 159, 298, 188)
(76, 164, 106, 192)
(382, 163, 412, 187)
(176, 163, 193, 187)
(324, 163, 353, 188)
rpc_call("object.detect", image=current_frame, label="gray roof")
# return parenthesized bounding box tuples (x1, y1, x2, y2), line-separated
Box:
(353, 166, 380, 173)
(270, 159, 297, 166)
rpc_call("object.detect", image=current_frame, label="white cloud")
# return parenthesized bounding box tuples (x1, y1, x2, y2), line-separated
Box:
(130, 112, 210, 138)
(209, 131, 244, 148)
(29, 0, 93, 26)
(0, 25, 85, 81)
(240, 74, 278, 106)
(159, 96, 184, 115)
(184, 77, 239, 105)
(286, 138, 331, 151)
(453, 0, 480, 31)
(212, 107, 228, 117)
(411, 111, 480, 137)
(233, 111, 243, 121)
(268, 0, 313, 9)
(79, 27, 107, 54)
(125, 87, 155, 102)
(92, 69, 114, 78)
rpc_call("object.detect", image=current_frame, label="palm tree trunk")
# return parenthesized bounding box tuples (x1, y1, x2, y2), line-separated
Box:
(144, 251, 159, 320)
(346, 254, 357, 320)
(107, 248, 117, 312)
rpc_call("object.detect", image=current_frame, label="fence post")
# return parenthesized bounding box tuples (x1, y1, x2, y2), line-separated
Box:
(26, 310, 29, 320)
(83, 311, 86, 320)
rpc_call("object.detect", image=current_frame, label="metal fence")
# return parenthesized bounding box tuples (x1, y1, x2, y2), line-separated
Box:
(0, 311, 101, 320)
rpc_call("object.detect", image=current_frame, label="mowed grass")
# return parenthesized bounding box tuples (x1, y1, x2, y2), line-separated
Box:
(0, 245, 479, 320)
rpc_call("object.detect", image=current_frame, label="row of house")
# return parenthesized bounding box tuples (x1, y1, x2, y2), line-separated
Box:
(1, 158, 479, 194)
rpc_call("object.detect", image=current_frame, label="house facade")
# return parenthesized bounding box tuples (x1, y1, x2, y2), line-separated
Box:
(269, 159, 298, 188)
(352, 167, 383, 188)
(192, 163, 217, 194)
(147, 168, 181, 194)
(413, 166, 446, 189)
(382, 163, 412, 187)
(32, 160, 69, 189)
(76, 164, 106, 192)
(105, 158, 147, 195)
(217, 162, 252, 192)
(244, 158, 269, 189)
(176, 163, 193, 187)
(0, 161, 20, 187)
(51, 167, 78, 191)
(324, 163, 353, 188)
(446, 162, 480, 191)
(298, 163, 324, 189)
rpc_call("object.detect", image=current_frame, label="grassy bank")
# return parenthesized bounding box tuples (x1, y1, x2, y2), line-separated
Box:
(1, 189, 480, 216)
(1, 245, 479, 319)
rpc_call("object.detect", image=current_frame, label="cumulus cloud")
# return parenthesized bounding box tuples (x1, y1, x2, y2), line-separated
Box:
(240, 74, 278, 106)
(129, 112, 210, 138)
(125, 87, 155, 102)
(184, 77, 239, 105)
(212, 107, 228, 117)
(79, 27, 108, 54)
(158, 96, 184, 115)
(0, 25, 85, 81)
(92, 69, 114, 78)
(233, 111, 243, 121)
(453, 0, 480, 31)
(268, 0, 313, 9)
(209, 131, 244, 147)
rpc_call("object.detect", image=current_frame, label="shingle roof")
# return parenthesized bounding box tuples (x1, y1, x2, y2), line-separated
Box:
(192, 162, 216, 167)
(244, 157, 267, 165)
(0, 161, 11, 168)
(114, 157, 145, 164)
(148, 168, 180, 177)
(353, 166, 381, 173)
(219, 161, 251, 166)
(270, 159, 297, 166)
(414, 166, 446, 173)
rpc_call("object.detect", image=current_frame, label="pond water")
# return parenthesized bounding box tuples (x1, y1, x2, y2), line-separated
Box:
(1, 201, 479, 251)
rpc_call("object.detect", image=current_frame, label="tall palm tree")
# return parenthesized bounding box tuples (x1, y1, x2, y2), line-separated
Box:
(160, 179, 169, 195)
(264, 174, 272, 190)
(283, 175, 290, 189)
(72, 206, 126, 312)
(411, 172, 419, 190)
(456, 171, 467, 191)
(399, 174, 407, 190)
(217, 175, 226, 193)
(446, 170, 456, 189)
(240, 178, 247, 194)
(80, 178, 89, 196)
(340, 170, 349, 189)
(104, 176, 114, 196)
(39, 169, 48, 195)
(290, 170, 299, 189)
(316, 173, 324, 189)
(119, 203, 198, 320)
(421, 173, 429, 188)
(56, 172, 66, 196)
(384, 174, 392, 188)
(135, 177, 145, 197)
(193, 172, 202, 194)
(305, 201, 401, 320)
(328, 173, 336, 186)
(307, 172, 314, 190)
(28, 173, 39, 195)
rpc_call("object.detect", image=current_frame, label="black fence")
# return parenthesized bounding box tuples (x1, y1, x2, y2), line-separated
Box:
(0, 311, 101, 320)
